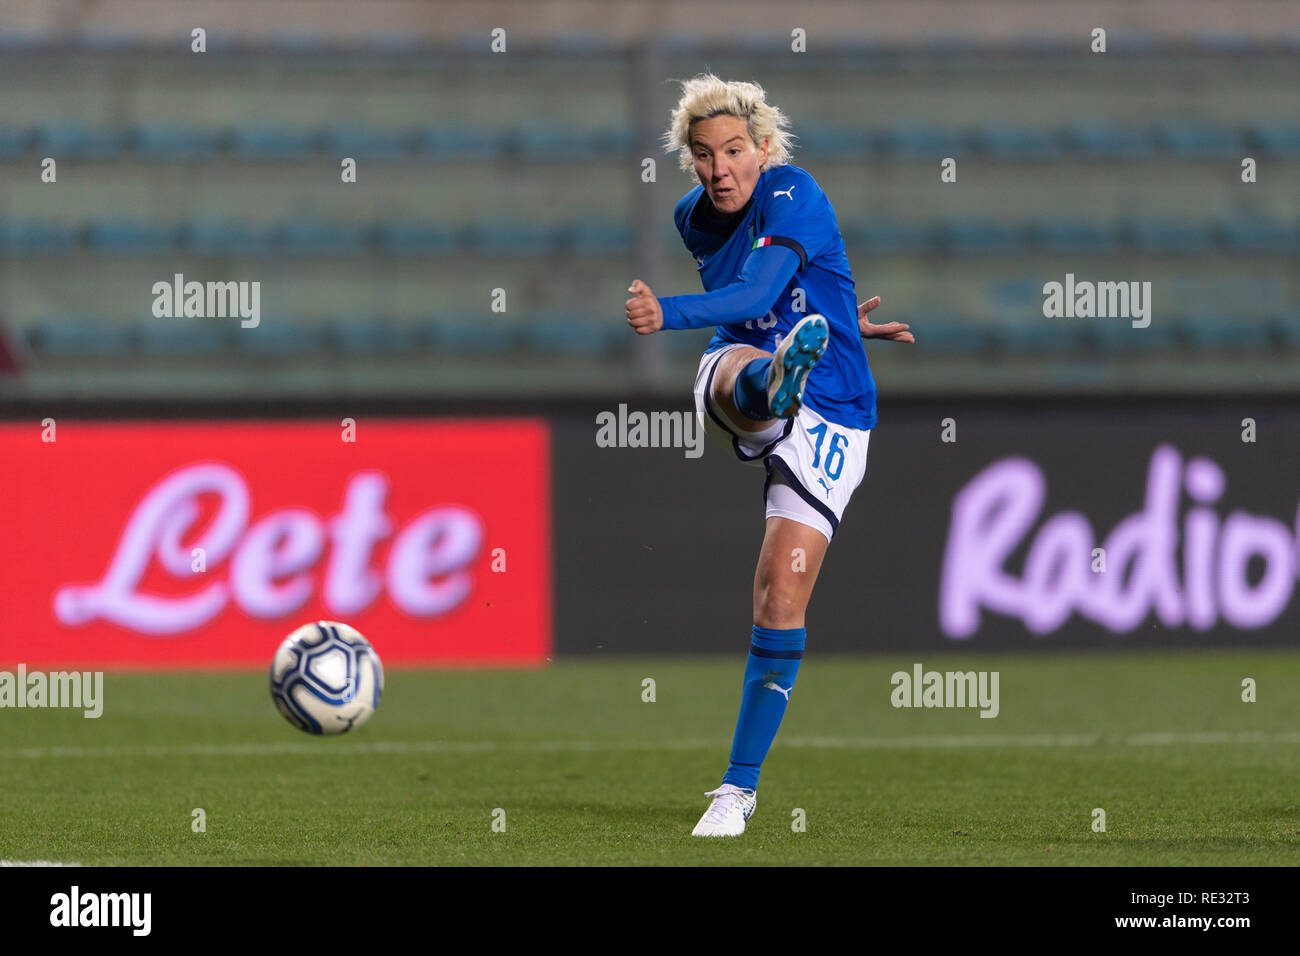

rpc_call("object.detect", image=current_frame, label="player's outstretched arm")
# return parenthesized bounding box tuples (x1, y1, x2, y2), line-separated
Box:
(857, 295, 913, 343)
(625, 279, 663, 335)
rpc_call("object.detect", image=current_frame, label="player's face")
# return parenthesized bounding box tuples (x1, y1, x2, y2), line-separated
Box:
(689, 115, 768, 214)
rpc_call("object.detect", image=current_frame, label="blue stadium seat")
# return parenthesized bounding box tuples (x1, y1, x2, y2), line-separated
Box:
(1249, 122, 1300, 157)
(414, 124, 503, 161)
(428, 318, 517, 354)
(909, 317, 990, 354)
(133, 123, 224, 161)
(593, 127, 636, 155)
(231, 124, 320, 159)
(879, 123, 967, 158)
(1125, 218, 1213, 253)
(331, 317, 421, 355)
(1026, 220, 1118, 254)
(0, 125, 31, 158)
(972, 124, 1061, 161)
(1272, 309, 1300, 349)
(0, 220, 80, 255)
(236, 318, 325, 355)
(795, 125, 877, 160)
(564, 221, 633, 256)
(512, 123, 605, 160)
(998, 320, 1083, 354)
(274, 220, 367, 257)
(86, 219, 179, 255)
(1085, 318, 1178, 352)
(134, 319, 230, 356)
(375, 222, 458, 257)
(28, 316, 133, 357)
(1064, 123, 1154, 160)
(33, 122, 125, 160)
(527, 318, 620, 355)
(938, 220, 1023, 256)
(468, 221, 558, 256)
(844, 220, 930, 255)
(323, 123, 412, 160)
(1217, 218, 1298, 254)
(184, 219, 275, 257)
(1152, 121, 1242, 158)
(1182, 313, 1274, 351)
(990, 278, 1050, 312)
(0, 31, 50, 53)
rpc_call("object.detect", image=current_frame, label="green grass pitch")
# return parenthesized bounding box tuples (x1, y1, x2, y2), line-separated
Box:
(3, 650, 1299, 866)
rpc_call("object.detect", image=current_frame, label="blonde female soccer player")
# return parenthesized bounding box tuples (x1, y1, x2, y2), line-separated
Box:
(625, 74, 913, 836)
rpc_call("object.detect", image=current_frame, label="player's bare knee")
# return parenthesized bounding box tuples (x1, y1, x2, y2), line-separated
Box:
(753, 585, 805, 629)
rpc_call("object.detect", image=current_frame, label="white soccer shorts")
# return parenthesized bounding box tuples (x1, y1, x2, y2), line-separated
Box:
(693, 343, 871, 543)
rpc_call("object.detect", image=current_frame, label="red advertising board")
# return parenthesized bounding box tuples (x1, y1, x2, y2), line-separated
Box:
(0, 420, 550, 667)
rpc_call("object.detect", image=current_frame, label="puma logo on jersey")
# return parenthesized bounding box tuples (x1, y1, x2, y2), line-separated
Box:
(773, 186, 796, 201)
(817, 477, 833, 498)
(763, 681, 792, 701)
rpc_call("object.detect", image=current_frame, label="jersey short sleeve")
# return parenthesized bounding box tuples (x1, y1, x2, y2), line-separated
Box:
(753, 168, 835, 269)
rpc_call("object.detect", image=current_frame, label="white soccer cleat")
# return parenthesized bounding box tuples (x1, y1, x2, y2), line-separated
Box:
(691, 784, 758, 837)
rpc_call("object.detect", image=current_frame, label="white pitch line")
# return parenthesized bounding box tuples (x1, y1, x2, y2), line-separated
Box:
(0, 860, 82, 867)
(1, 731, 1297, 761)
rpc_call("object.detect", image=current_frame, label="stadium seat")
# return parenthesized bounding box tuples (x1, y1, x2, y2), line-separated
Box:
(527, 318, 620, 355)
(971, 124, 1061, 161)
(86, 219, 179, 255)
(1152, 121, 1242, 158)
(1182, 313, 1274, 351)
(323, 123, 412, 161)
(468, 221, 558, 256)
(231, 123, 320, 159)
(997, 319, 1083, 354)
(375, 222, 458, 257)
(274, 220, 367, 257)
(1025, 220, 1118, 254)
(909, 317, 990, 355)
(512, 123, 606, 160)
(844, 220, 931, 255)
(796, 125, 877, 160)
(1272, 310, 1300, 349)
(879, 123, 968, 158)
(0, 220, 80, 256)
(1084, 318, 1178, 352)
(428, 318, 517, 354)
(331, 317, 421, 355)
(1125, 218, 1214, 254)
(184, 219, 275, 257)
(937, 220, 1023, 256)
(33, 121, 125, 160)
(1064, 123, 1154, 160)
(27, 316, 133, 357)
(1248, 122, 1300, 157)
(235, 318, 326, 354)
(134, 318, 231, 356)
(564, 221, 633, 256)
(0, 125, 31, 159)
(413, 124, 503, 161)
(1217, 218, 1298, 254)
(132, 123, 225, 161)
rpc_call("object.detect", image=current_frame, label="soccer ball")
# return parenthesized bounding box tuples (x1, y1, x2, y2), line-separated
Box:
(269, 621, 383, 735)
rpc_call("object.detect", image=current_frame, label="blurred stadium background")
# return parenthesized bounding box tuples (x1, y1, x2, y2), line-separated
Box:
(0, 0, 1296, 399)
(2, 0, 1300, 870)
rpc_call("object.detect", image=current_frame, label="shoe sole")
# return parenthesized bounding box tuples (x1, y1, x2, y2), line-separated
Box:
(768, 315, 828, 419)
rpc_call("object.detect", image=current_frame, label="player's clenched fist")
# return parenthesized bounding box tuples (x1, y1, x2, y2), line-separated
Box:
(625, 279, 663, 334)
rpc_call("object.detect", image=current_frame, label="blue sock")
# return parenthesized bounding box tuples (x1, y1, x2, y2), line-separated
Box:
(732, 356, 774, 421)
(722, 625, 805, 792)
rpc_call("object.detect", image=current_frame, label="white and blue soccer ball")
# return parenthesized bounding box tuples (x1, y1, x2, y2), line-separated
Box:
(270, 621, 383, 735)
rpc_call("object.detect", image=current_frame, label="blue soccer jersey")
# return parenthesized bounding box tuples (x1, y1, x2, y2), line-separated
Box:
(659, 164, 877, 431)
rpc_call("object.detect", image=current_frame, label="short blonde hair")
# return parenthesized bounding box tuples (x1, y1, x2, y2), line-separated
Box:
(663, 73, 794, 174)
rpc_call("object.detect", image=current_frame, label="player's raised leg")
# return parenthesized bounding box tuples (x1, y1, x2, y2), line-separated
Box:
(692, 516, 830, 836)
(708, 316, 829, 433)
